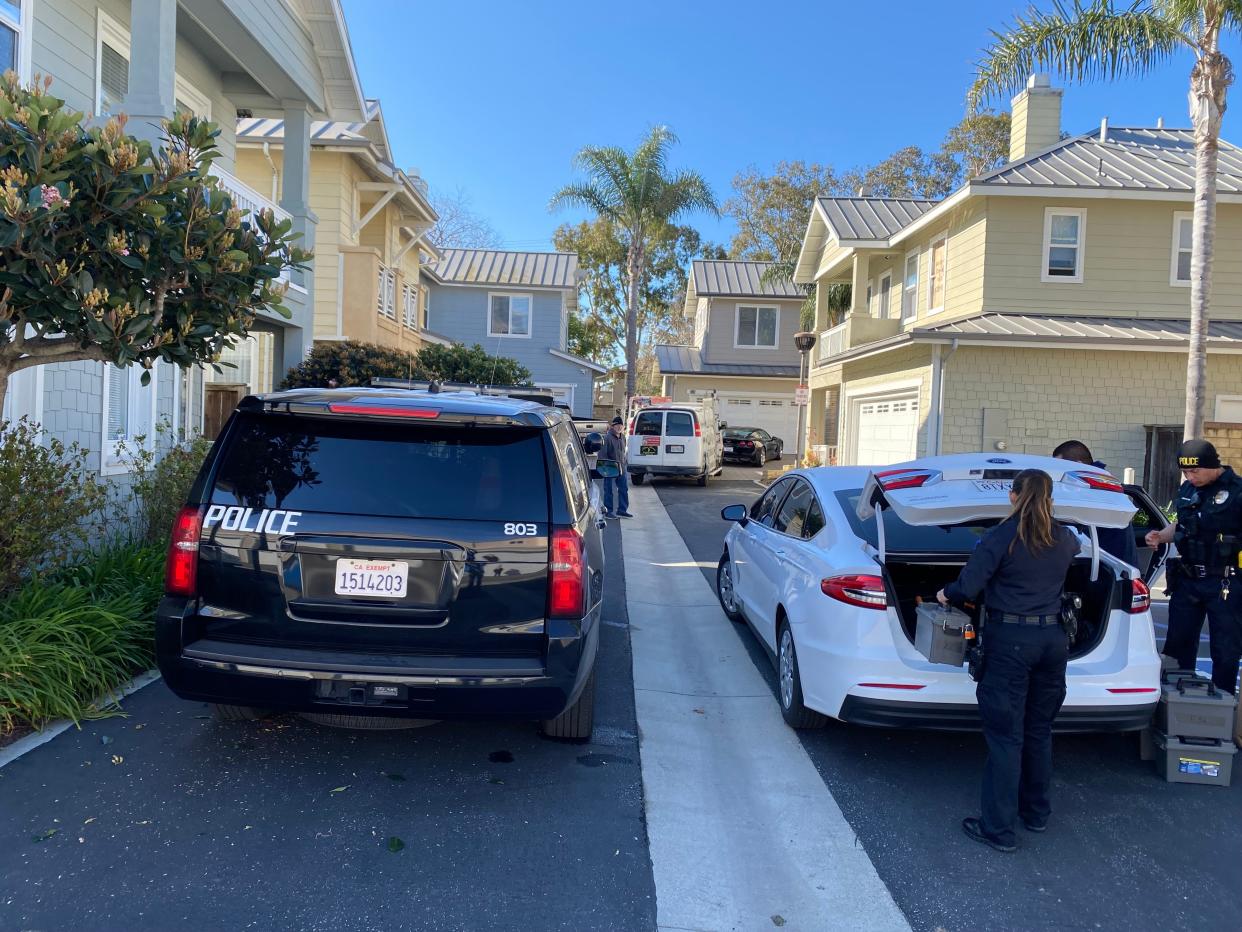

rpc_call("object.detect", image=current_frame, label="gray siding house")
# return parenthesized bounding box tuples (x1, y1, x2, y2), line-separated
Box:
(424, 249, 605, 417)
(1, 0, 366, 476)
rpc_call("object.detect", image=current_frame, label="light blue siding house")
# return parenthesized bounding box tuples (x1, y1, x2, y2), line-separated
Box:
(1, 0, 366, 476)
(424, 249, 606, 417)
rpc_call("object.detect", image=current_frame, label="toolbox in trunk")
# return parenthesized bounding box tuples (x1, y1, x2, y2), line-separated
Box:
(914, 603, 969, 667)
(1152, 732, 1236, 786)
(1155, 674, 1237, 743)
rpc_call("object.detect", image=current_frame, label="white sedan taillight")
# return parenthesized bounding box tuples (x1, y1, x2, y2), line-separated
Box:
(1127, 578, 1151, 614)
(821, 575, 887, 609)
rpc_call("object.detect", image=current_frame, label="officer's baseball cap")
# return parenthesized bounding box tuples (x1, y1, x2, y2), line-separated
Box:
(1177, 438, 1221, 470)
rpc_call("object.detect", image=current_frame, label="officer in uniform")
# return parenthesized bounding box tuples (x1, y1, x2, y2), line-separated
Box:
(1145, 439, 1242, 694)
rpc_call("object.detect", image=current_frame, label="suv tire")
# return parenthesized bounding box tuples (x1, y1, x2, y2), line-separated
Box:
(210, 703, 265, 722)
(716, 555, 744, 623)
(777, 622, 828, 730)
(541, 666, 596, 741)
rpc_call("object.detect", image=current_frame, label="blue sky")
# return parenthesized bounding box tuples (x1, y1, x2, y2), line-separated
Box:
(341, 0, 1242, 253)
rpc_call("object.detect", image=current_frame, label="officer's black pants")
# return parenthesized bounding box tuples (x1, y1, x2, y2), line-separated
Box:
(1163, 575, 1242, 694)
(977, 623, 1068, 847)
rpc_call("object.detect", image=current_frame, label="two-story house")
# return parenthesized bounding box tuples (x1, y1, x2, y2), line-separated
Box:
(0, 0, 366, 470)
(655, 260, 805, 443)
(423, 249, 606, 417)
(234, 97, 442, 373)
(795, 74, 1242, 491)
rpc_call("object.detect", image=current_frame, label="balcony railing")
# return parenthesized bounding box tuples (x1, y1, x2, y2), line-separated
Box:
(817, 322, 847, 365)
(211, 165, 294, 285)
(377, 265, 397, 319)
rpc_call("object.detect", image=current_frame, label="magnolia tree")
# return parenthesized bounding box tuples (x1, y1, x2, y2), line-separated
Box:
(0, 74, 308, 413)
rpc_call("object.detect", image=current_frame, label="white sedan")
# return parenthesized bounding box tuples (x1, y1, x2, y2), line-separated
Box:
(714, 453, 1170, 731)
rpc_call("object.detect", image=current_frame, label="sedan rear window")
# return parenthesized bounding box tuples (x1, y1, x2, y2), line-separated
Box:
(211, 414, 549, 521)
(834, 489, 989, 553)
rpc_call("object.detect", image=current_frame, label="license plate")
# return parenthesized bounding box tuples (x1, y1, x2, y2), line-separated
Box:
(972, 480, 1013, 493)
(724, 445, 734, 453)
(334, 559, 408, 598)
(666, 444, 685, 454)
(640, 444, 658, 456)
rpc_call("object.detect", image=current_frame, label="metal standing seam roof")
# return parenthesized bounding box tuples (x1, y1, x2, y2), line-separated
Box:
(691, 260, 804, 298)
(432, 249, 578, 289)
(974, 127, 1242, 194)
(654, 344, 801, 378)
(921, 313, 1242, 344)
(816, 196, 940, 241)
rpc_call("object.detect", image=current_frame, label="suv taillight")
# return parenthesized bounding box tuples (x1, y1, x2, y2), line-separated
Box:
(1128, 578, 1151, 614)
(549, 528, 585, 618)
(165, 506, 203, 597)
(821, 575, 887, 609)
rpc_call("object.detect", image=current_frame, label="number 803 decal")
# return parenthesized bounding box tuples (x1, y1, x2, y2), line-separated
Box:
(504, 523, 539, 536)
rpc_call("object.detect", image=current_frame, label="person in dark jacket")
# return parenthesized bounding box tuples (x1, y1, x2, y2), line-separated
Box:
(937, 469, 1079, 853)
(1051, 440, 1139, 569)
(599, 416, 632, 518)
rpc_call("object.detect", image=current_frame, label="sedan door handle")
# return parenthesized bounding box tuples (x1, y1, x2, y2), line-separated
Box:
(774, 549, 787, 558)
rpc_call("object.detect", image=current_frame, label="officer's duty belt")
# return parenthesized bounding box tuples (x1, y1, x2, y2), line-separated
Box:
(992, 612, 1060, 626)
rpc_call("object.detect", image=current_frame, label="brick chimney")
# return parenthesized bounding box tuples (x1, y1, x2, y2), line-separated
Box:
(1009, 74, 1062, 162)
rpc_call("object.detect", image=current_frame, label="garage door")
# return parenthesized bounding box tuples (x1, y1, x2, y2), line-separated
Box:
(717, 393, 801, 446)
(853, 395, 920, 465)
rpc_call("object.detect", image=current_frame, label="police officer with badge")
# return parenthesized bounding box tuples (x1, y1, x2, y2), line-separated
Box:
(1145, 439, 1242, 694)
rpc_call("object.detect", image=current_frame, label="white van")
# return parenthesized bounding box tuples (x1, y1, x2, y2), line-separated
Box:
(627, 402, 723, 487)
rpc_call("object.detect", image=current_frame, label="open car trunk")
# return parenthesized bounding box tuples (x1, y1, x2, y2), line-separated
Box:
(884, 556, 1122, 661)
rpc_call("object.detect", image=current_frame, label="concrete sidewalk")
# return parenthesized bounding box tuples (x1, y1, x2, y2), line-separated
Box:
(622, 484, 908, 932)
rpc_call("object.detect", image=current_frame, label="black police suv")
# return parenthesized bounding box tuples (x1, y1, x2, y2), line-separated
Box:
(156, 388, 614, 740)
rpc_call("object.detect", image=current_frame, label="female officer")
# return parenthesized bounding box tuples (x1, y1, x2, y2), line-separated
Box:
(937, 469, 1079, 853)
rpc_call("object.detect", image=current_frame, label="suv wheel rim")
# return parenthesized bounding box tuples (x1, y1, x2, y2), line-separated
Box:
(719, 562, 737, 613)
(779, 628, 794, 709)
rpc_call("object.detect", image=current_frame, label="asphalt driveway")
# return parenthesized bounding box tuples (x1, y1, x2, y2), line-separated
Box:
(657, 478, 1241, 932)
(0, 524, 655, 932)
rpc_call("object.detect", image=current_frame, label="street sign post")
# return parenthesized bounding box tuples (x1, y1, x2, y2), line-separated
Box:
(794, 385, 809, 406)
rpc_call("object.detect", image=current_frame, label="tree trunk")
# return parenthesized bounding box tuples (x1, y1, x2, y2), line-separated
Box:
(0, 365, 8, 419)
(624, 233, 644, 415)
(1185, 47, 1228, 440)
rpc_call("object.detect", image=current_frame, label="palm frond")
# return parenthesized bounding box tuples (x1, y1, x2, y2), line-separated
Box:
(968, 0, 1189, 111)
(759, 259, 797, 288)
(548, 182, 621, 223)
(659, 169, 720, 220)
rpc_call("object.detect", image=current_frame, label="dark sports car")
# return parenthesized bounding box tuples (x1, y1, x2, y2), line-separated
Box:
(722, 427, 783, 466)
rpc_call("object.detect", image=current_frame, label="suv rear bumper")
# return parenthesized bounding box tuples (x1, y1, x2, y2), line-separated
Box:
(838, 696, 1157, 733)
(155, 599, 597, 720)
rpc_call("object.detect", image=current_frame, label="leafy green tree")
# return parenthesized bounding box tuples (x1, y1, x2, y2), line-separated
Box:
(970, 0, 1235, 438)
(567, 310, 613, 362)
(0, 75, 307, 413)
(725, 161, 841, 262)
(551, 126, 717, 406)
(280, 340, 531, 389)
(553, 217, 706, 373)
(414, 342, 531, 385)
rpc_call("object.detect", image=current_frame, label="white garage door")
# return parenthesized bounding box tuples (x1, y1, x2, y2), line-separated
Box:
(717, 393, 801, 446)
(853, 394, 920, 465)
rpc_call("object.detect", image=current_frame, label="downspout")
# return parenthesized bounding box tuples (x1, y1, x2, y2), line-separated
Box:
(932, 338, 959, 456)
(262, 143, 280, 204)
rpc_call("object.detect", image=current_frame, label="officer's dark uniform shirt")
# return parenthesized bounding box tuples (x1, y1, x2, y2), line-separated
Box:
(945, 516, 1079, 615)
(1173, 466, 1242, 568)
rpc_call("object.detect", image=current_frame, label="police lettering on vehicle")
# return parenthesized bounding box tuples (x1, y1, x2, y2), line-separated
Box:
(203, 505, 302, 535)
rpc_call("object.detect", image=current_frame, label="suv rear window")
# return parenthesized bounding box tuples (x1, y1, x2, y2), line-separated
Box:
(665, 412, 695, 437)
(634, 411, 663, 435)
(211, 414, 549, 521)
(834, 488, 990, 553)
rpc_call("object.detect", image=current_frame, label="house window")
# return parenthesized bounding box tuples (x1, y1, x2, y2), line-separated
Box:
(902, 252, 919, 320)
(736, 305, 779, 349)
(419, 285, 429, 329)
(101, 362, 158, 475)
(927, 235, 947, 311)
(96, 12, 210, 118)
(877, 273, 892, 320)
(1042, 208, 1085, 282)
(402, 282, 417, 329)
(489, 294, 532, 337)
(0, 0, 31, 83)
(377, 266, 396, 319)
(1171, 211, 1193, 286)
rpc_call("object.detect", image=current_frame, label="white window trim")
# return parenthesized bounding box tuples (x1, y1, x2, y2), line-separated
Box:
(926, 233, 948, 314)
(877, 271, 893, 320)
(1214, 394, 1242, 420)
(733, 304, 780, 350)
(487, 292, 533, 339)
(95, 11, 211, 118)
(0, 0, 33, 84)
(100, 361, 160, 477)
(1040, 207, 1086, 284)
(1170, 210, 1193, 288)
(901, 249, 919, 321)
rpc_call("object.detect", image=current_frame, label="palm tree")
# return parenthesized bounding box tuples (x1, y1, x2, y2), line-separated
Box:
(551, 127, 717, 407)
(970, 0, 1238, 440)
(759, 260, 852, 331)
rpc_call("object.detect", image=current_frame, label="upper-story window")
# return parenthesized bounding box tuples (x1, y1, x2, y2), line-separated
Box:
(0, 1, 31, 83)
(1171, 211, 1193, 286)
(902, 251, 919, 320)
(735, 305, 779, 349)
(489, 293, 532, 337)
(1042, 208, 1085, 283)
(419, 285, 430, 329)
(927, 234, 948, 312)
(877, 272, 892, 319)
(96, 12, 211, 118)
